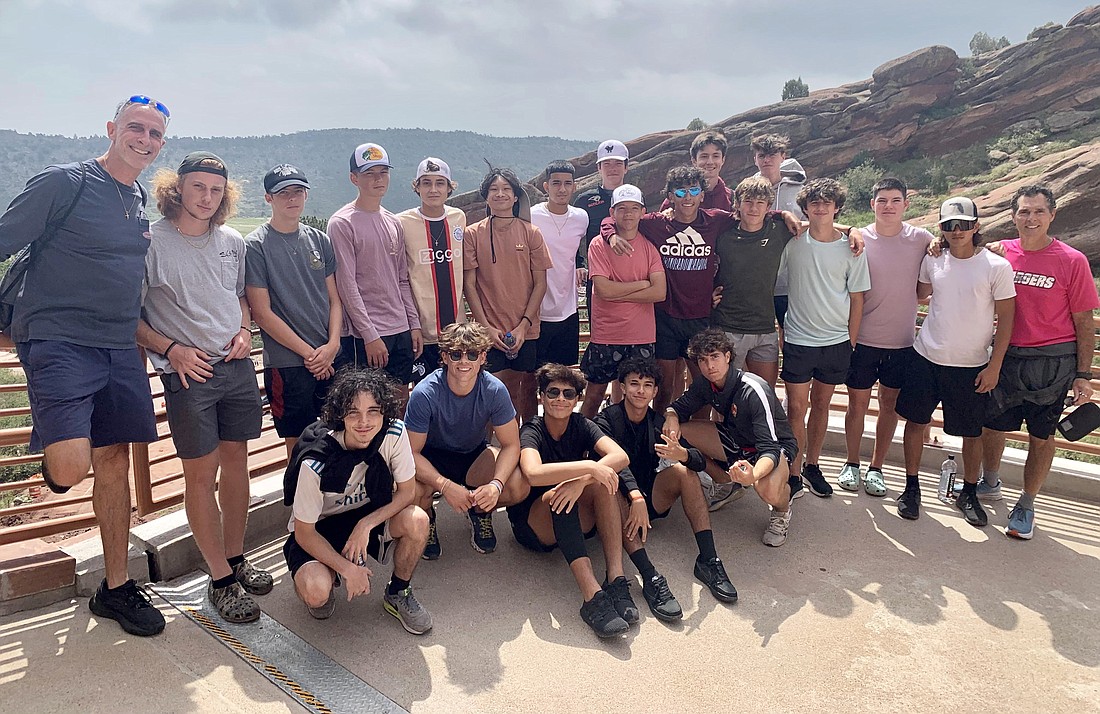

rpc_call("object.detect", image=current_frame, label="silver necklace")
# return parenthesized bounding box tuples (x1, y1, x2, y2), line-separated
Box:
(113, 180, 140, 220)
(546, 208, 570, 236)
(176, 223, 213, 250)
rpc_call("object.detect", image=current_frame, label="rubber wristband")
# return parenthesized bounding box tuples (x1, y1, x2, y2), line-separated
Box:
(520, 315, 532, 326)
(240, 326, 251, 333)
(163, 341, 178, 358)
(490, 479, 504, 493)
(1075, 372, 1093, 380)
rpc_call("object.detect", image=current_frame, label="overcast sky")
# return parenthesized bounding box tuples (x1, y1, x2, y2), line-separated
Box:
(0, 1, 1090, 141)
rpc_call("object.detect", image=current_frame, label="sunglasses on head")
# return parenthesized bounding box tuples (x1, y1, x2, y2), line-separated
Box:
(116, 95, 171, 124)
(672, 186, 703, 198)
(544, 387, 578, 400)
(446, 349, 483, 362)
(941, 219, 976, 232)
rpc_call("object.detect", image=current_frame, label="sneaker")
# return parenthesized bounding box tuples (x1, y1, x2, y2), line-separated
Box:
(694, 556, 738, 603)
(384, 585, 434, 635)
(307, 589, 336, 620)
(641, 573, 683, 622)
(897, 486, 921, 520)
(89, 579, 166, 637)
(762, 507, 792, 547)
(1006, 504, 1035, 540)
(602, 575, 640, 625)
(863, 467, 887, 497)
(208, 580, 260, 624)
(39, 462, 71, 495)
(954, 489, 988, 527)
(708, 481, 748, 511)
(579, 590, 629, 638)
(788, 473, 805, 501)
(468, 508, 497, 554)
(954, 479, 1003, 502)
(423, 508, 441, 560)
(837, 464, 861, 492)
(802, 464, 833, 497)
(232, 558, 273, 596)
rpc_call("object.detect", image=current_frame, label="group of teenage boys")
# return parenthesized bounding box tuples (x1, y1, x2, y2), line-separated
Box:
(0, 96, 1095, 641)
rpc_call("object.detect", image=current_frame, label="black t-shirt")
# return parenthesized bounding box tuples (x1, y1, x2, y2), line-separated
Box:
(712, 216, 795, 334)
(509, 413, 606, 521)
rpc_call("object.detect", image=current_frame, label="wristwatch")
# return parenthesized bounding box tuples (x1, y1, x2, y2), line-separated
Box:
(1075, 371, 1093, 380)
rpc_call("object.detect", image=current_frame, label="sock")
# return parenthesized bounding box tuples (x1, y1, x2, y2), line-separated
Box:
(845, 462, 860, 468)
(1017, 493, 1035, 510)
(962, 481, 977, 495)
(695, 529, 718, 561)
(629, 549, 658, 581)
(983, 469, 1000, 487)
(227, 554, 245, 569)
(387, 575, 410, 595)
(212, 574, 236, 590)
(550, 507, 588, 564)
(906, 475, 920, 490)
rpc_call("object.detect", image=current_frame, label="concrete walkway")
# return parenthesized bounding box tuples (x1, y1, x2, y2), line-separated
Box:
(3, 452, 1099, 713)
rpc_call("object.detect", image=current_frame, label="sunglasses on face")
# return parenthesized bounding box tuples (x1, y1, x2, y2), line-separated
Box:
(116, 95, 171, 124)
(672, 187, 703, 198)
(446, 350, 483, 362)
(544, 387, 579, 400)
(941, 219, 976, 232)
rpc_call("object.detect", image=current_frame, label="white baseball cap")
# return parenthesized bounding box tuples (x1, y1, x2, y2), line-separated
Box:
(938, 196, 978, 223)
(596, 139, 629, 164)
(350, 142, 394, 173)
(611, 184, 645, 208)
(415, 157, 452, 181)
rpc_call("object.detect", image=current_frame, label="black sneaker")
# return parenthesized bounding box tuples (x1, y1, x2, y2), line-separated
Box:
(897, 486, 921, 520)
(641, 573, 683, 622)
(802, 464, 833, 497)
(468, 509, 496, 554)
(40, 461, 71, 495)
(955, 489, 988, 527)
(788, 473, 804, 502)
(579, 590, 629, 638)
(422, 508, 441, 560)
(89, 579, 166, 637)
(694, 556, 738, 603)
(601, 575, 640, 625)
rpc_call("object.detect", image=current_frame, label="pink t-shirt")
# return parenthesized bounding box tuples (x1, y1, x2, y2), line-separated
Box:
(1000, 238, 1099, 347)
(857, 223, 934, 349)
(588, 235, 664, 345)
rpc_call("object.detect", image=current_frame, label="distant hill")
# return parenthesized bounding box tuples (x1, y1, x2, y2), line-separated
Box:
(0, 128, 593, 218)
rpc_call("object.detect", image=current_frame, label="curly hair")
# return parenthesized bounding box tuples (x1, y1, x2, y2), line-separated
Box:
(151, 167, 240, 226)
(687, 328, 733, 361)
(438, 322, 492, 356)
(617, 357, 662, 386)
(734, 176, 776, 206)
(690, 131, 728, 160)
(320, 367, 399, 431)
(796, 177, 847, 215)
(665, 166, 707, 195)
(536, 363, 587, 394)
(750, 134, 791, 157)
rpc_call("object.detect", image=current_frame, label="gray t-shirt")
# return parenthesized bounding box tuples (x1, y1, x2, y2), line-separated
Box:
(142, 219, 246, 373)
(0, 159, 151, 349)
(780, 230, 871, 347)
(244, 223, 337, 369)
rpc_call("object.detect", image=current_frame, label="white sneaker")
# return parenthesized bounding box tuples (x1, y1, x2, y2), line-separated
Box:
(762, 507, 791, 547)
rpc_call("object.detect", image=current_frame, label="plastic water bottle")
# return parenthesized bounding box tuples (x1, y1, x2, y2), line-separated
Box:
(502, 332, 517, 360)
(937, 454, 957, 504)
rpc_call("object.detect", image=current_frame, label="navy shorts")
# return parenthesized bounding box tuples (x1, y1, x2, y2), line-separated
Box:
(17, 340, 157, 452)
(265, 366, 334, 439)
(895, 352, 989, 438)
(283, 503, 390, 577)
(580, 342, 656, 384)
(161, 358, 263, 459)
(535, 313, 581, 367)
(780, 340, 853, 385)
(845, 345, 912, 391)
(655, 311, 708, 361)
(486, 339, 537, 373)
(411, 343, 442, 384)
(341, 331, 415, 385)
(421, 443, 488, 487)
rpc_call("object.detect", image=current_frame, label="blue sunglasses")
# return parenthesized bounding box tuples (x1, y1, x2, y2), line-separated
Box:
(672, 186, 703, 198)
(115, 95, 171, 125)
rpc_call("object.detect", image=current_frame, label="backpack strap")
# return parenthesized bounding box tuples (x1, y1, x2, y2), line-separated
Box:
(31, 161, 88, 259)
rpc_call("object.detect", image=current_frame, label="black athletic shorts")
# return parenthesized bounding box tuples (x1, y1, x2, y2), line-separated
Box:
(895, 352, 989, 438)
(535, 313, 580, 367)
(845, 345, 912, 391)
(411, 343, 442, 384)
(265, 366, 333, 439)
(655, 311, 709, 361)
(986, 400, 1066, 441)
(341, 331, 415, 385)
(421, 442, 488, 487)
(780, 340, 853, 385)
(283, 503, 389, 577)
(580, 342, 656, 384)
(486, 339, 537, 373)
(507, 490, 596, 553)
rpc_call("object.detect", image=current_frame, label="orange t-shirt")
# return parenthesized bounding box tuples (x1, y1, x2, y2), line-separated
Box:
(464, 217, 553, 337)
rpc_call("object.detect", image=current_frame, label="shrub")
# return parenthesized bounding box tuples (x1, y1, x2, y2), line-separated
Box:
(782, 77, 809, 101)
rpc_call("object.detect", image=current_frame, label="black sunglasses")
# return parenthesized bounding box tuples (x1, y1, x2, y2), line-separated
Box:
(446, 350, 483, 362)
(941, 219, 976, 232)
(116, 95, 171, 125)
(544, 387, 579, 399)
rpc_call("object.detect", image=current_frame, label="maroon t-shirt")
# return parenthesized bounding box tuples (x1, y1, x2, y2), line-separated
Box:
(638, 209, 736, 320)
(658, 177, 733, 213)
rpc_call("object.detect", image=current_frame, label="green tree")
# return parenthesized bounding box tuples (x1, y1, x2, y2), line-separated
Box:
(301, 215, 328, 232)
(970, 32, 1010, 55)
(782, 77, 809, 101)
(686, 117, 707, 131)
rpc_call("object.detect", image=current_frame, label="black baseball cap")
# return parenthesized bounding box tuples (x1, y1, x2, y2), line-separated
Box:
(264, 164, 310, 194)
(178, 151, 228, 178)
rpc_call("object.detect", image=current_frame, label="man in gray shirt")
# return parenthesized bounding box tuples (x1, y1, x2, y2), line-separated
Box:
(0, 96, 169, 637)
(246, 165, 343, 457)
(137, 152, 270, 624)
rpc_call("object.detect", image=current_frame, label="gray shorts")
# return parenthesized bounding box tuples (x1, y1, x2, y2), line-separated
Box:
(161, 358, 263, 459)
(724, 331, 779, 370)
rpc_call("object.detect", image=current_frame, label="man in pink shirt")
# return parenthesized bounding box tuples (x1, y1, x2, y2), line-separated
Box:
(328, 143, 422, 403)
(580, 185, 666, 417)
(982, 185, 1099, 540)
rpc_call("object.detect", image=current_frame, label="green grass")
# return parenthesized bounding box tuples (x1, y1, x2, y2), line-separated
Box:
(227, 217, 266, 235)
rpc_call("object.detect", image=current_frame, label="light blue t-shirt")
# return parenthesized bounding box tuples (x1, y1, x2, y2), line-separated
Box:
(780, 230, 871, 347)
(404, 368, 516, 453)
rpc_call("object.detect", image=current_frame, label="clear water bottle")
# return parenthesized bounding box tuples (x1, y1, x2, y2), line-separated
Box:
(502, 332, 517, 360)
(937, 454, 957, 504)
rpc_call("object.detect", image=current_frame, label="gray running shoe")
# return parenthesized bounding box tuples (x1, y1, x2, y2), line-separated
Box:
(384, 586, 433, 635)
(762, 507, 792, 547)
(708, 481, 748, 511)
(307, 589, 336, 620)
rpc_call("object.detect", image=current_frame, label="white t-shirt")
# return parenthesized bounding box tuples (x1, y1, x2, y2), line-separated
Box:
(780, 231, 871, 347)
(857, 223, 935, 349)
(288, 420, 415, 530)
(914, 249, 1016, 367)
(531, 203, 587, 322)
